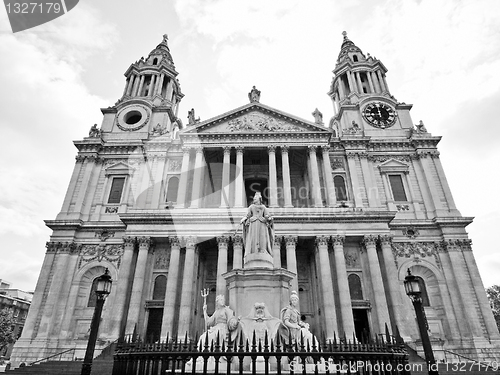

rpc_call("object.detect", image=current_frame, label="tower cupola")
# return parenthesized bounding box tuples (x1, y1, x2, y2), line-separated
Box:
(120, 34, 183, 112)
(329, 31, 391, 113)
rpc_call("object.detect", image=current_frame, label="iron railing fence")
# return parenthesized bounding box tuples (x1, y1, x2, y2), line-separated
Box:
(113, 327, 410, 375)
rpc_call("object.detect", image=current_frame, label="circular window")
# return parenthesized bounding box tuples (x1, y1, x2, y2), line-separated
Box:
(124, 111, 142, 125)
(117, 105, 150, 131)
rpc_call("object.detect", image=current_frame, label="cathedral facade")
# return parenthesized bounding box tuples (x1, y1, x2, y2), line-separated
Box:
(11, 33, 500, 365)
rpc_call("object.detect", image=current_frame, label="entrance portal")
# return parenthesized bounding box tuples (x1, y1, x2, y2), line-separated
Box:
(353, 309, 370, 342)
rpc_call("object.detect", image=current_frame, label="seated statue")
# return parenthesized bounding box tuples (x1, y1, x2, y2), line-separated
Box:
(197, 294, 239, 348)
(277, 291, 316, 348)
(238, 302, 282, 344)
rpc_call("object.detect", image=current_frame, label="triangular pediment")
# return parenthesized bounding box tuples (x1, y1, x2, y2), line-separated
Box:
(105, 161, 135, 176)
(378, 158, 409, 173)
(181, 103, 330, 135)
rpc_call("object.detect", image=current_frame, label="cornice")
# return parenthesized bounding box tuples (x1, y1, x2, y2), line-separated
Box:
(433, 216, 474, 228)
(181, 132, 331, 147)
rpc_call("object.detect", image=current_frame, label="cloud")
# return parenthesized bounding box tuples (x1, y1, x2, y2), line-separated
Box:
(0, 4, 118, 289)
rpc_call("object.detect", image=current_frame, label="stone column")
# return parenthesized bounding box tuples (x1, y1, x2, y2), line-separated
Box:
(355, 72, 363, 93)
(285, 236, 298, 292)
(232, 235, 243, 269)
(332, 235, 355, 338)
(273, 236, 282, 268)
(359, 153, 380, 207)
(110, 237, 136, 338)
(125, 75, 135, 96)
(61, 156, 85, 212)
(376, 71, 386, 92)
(220, 146, 231, 207)
(176, 147, 191, 208)
(308, 146, 323, 207)
(161, 237, 181, 338)
(321, 146, 336, 207)
(371, 72, 381, 92)
(131, 74, 141, 97)
(366, 72, 375, 93)
(363, 235, 390, 334)
(216, 236, 229, 296)
(432, 155, 459, 213)
(149, 75, 156, 97)
(268, 145, 278, 207)
(346, 152, 363, 207)
(346, 71, 355, 93)
(150, 156, 167, 209)
(155, 73, 165, 96)
(281, 146, 293, 208)
(417, 152, 443, 212)
(190, 147, 204, 208)
(137, 75, 145, 97)
(73, 156, 96, 214)
(177, 237, 197, 336)
(379, 235, 407, 334)
(460, 240, 500, 339)
(338, 77, 346, 99)
(126, 237, 151, 334)
(316, 236, 337, 339)
(235, 146, 245, 208)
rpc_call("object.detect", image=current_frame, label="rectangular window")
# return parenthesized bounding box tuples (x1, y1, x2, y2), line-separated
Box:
(108, 177, 125, 204)
(389, 175, 407, 201)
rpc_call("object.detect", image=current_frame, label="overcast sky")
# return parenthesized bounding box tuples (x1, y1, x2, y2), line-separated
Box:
(0, 0, 499, 291)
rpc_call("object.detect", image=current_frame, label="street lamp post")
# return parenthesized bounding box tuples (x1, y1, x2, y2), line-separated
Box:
(81, 268, 112, 375)
(404, 269, 438, 375)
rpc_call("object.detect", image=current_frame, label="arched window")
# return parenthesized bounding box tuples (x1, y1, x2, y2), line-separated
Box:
(153, 58, 158, 65)
(152, 275, 167, 300)
(166, 176, 179, 204)
(353, 55, 358, 62)
(334, 175, 348, 201)
(415, 276, 430, 306)
(348, 274, 363, 300)
(87, 277, 99, 307)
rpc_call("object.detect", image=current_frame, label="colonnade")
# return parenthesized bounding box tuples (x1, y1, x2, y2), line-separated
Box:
(176, 145, 338, 208)
(123, 72, 172, 99)
(336, 69, 389, 102)
(112, 232, 403, 340)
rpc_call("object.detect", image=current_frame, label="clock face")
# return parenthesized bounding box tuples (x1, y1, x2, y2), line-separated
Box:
(363, 102, 396, 128)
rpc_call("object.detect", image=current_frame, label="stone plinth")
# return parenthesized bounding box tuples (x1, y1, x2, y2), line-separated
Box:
(223, 268, 295, 319)
(244, 252, 273, 269)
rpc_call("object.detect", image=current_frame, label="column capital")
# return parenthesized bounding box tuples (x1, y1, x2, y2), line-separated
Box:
(332, 235, 345, 246)
(236, 145, 245, 154)
(194, 146, 204, 154)
(138, 236, 152, 249)
(362, 234, 377, 247)
(315, 235, 330, 247)
(169, 236, 181, 249)
(284, 235, 298, 246)
(222, 146, 232, 155)
(281, 145, 289, 153)
(232, 234, 243, 246)
(267, 144, 277, 153)
(346, 151, 358, 159)
(184, 236, 197, 249)
(123, 236, 136, 247)
(379, 234, 394, 246)
(321, 145, 331, 154)
(273, 236, 283, 247)
(217, 235, 230, 245)
(308, 145, 317, 153)
(181, 146, 192, 155)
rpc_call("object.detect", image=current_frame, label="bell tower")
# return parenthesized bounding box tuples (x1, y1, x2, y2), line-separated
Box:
(99, 34, 184, 139)
(328, 32, 414, 138)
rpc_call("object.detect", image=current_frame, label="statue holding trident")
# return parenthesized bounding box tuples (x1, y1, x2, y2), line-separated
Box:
(238, 192, 274, 257)
(196, 290, 239, 348)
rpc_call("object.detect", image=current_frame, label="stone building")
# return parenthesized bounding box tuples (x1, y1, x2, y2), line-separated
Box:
(11, 33, 500, 365)
(0, 281, 32, 358)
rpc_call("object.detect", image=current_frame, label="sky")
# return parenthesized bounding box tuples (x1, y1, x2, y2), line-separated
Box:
(0, 0, 499, 292)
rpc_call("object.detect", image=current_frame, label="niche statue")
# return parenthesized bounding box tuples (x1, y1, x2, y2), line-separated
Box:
(240, 192, 274, 256)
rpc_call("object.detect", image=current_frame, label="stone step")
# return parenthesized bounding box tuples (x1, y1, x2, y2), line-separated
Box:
(7, 359, 113, 375)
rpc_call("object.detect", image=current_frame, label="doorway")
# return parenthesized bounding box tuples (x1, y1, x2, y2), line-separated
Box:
(352, 309, 370, 342)
(145, 308, 163, 342)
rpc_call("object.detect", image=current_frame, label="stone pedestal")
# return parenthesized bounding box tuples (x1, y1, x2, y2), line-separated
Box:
(223, 268, 295, 319)
(244, 252, 274, 269)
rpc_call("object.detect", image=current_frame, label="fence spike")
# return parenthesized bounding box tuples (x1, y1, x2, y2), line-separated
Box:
(276, 330, 281, 352)
(252, 330, 257, 352)
(385, 323, 391, 343)
(395, 325, 404, 345)
(300, 330, 305, 351)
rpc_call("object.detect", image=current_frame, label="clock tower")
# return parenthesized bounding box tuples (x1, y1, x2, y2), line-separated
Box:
(328, 31, 413, 137)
